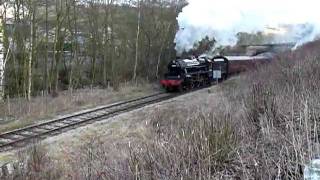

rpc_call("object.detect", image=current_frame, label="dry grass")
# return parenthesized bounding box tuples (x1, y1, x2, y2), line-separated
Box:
(227, 40, 320, 179)
(3, 97, 241, 179)
(0, 82, 158, 133)
(1, 144, 62, 180)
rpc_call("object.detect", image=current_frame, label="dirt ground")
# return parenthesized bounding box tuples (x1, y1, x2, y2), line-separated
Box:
(0, 85, 223, 168)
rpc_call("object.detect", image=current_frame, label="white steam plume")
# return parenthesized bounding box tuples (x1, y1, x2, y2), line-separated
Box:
(175, 0, 320, 54)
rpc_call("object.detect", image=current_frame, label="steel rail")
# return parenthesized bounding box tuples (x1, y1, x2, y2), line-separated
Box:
(0, 92, 174, 151)
(0, 93, 165, 139)
(0, 85, 212, 152)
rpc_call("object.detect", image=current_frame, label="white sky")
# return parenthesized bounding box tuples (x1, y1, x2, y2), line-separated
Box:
(180, 0, 320, 28)
(175, 0, 320, 52)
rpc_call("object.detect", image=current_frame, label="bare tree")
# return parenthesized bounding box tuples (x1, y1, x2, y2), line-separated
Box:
(44, 0, 49, 94)
(66, 0, 78, 90)
(86, 0, 100, 87)
(0, 16, 5, 101)
(52, 0, 66, 95)
(156, 22, 172, 79)
(133, 0, 141, 81)
(27, 0, 36, 100)
(0, 2, 11, 101)
(102, 0, 114, 87)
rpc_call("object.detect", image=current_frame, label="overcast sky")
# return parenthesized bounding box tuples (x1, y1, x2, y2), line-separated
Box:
(175, 0, 320, 53)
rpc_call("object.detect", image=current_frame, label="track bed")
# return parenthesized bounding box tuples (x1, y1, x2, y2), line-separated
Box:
(0, 93, 175, 152)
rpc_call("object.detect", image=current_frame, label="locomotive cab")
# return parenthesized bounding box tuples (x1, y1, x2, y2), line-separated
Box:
(211, 56, 229, 80)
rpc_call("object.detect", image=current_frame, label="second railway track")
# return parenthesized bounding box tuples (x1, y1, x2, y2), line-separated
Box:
(0, 92, 176, 152)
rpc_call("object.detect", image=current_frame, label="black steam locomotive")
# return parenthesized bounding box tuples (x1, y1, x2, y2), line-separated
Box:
(160, 54, 271, 92)
(161, 56, 214, 91)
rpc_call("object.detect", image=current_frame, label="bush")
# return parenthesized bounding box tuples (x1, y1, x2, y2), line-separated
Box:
(2, 144, 62, 180)
(233, 40, 320, 179)
(126, 104, 240, 179)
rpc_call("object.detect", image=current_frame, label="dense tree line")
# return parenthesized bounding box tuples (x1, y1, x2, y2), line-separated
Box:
(0, 0, 186, 100)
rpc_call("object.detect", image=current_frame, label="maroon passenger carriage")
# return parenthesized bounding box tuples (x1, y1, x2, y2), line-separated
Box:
(211, 53, 273, 78)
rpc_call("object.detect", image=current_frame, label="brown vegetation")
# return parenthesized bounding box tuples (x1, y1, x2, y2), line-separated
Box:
(0, 83, 157, 133)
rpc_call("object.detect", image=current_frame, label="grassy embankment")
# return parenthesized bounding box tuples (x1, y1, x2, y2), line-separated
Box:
(0, 82, 158, 133)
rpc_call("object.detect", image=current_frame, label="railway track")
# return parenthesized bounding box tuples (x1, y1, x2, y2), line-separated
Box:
(0, 92, 176, 152)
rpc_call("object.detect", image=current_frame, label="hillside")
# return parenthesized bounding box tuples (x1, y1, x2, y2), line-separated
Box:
(1, 41, 319, 179)
(119, 40, 320, 179)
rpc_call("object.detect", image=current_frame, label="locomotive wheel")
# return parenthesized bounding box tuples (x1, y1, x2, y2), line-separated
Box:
(165, 87, 172, 92)
(206, 77, 212, 86)
(177, 85, 183, 92)
(200, 79, 205, 87)
(190, 82, 195, 89)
